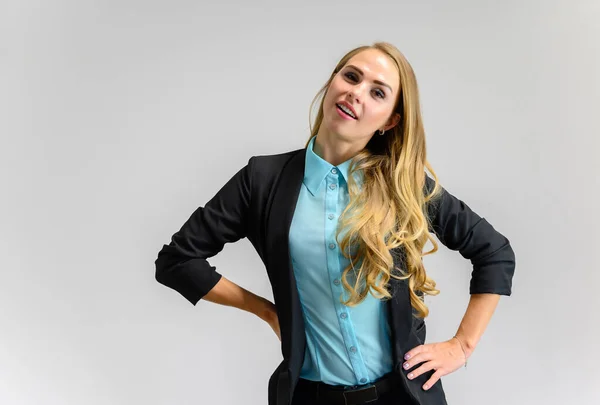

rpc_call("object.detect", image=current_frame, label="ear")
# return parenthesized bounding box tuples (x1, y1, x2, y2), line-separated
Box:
(383, 112, 401, 131)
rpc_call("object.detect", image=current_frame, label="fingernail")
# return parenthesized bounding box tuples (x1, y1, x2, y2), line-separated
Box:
(423, 384, 429, 390)
(404, 354, 411, 360)
(408, 373, 413, 379)
(403, 362, 410, 369)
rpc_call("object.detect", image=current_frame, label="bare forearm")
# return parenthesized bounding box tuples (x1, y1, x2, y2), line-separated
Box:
(454, 293, 501, 357)
(203, 276, 274, 321)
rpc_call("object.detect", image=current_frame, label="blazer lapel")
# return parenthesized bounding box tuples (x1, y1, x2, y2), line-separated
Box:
(387, 272, 413, 359)
(264, 149, 307, 379)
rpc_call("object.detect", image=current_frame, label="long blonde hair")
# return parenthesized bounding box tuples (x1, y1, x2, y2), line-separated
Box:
(306, 42, 443, 318)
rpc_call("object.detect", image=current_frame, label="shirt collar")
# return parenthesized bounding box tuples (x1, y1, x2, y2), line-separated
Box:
(303, 136, 363, 196)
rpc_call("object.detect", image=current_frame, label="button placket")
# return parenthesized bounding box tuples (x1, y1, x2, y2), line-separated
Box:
(323, 167, 369, 385)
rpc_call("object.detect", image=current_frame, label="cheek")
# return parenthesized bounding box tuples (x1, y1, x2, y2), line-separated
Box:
(326, 83, 343, 102)
(323, 89, 335, 106)
(360, 104, 382, 123)
(366, 105, 393, 123)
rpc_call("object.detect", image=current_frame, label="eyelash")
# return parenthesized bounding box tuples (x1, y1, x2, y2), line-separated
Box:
(344, 72, 386, 99)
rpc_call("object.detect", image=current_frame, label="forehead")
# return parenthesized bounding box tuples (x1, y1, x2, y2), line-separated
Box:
(343, 49, 400, 92)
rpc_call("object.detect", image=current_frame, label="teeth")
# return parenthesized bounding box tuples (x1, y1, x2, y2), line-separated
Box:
(338, 104, 356, 118)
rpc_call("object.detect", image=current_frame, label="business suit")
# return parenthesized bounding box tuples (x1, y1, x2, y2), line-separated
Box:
(155, 145, 516, 405)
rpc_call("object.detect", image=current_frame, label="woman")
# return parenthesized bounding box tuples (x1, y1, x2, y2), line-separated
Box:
(155, 42, 516, 405)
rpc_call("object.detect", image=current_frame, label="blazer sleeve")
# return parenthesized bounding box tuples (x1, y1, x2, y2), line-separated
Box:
(425, 175, 516, 295)
(154, 157, 254, 305)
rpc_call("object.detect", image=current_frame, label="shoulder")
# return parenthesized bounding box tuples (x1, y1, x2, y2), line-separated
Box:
(248, 147, 304, 176)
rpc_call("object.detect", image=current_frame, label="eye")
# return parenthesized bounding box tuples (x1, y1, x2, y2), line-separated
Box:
(344, 71, 386, 99)
(344, 72, 358, 81)
(374, 89, 385, 99)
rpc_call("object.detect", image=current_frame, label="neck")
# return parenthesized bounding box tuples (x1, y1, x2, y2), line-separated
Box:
(313, 129, 368, 166)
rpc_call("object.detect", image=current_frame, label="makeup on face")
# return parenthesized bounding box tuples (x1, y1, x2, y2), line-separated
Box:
(324, 49, 401, 139)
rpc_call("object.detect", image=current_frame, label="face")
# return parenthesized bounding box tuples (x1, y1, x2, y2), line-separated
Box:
(321, 48, 401, 143)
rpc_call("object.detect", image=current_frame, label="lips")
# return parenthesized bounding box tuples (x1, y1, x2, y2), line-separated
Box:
(337, 101, 357, 117)
(336, 103, 357, 120)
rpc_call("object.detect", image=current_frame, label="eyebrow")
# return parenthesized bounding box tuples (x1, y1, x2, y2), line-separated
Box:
(345, 64, 393, 94)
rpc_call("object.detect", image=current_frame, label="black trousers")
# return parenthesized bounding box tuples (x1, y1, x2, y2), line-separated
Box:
(291, 375, 416, 405)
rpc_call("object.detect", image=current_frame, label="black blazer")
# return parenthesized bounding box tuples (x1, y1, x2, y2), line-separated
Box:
(155, 146, 516, 405)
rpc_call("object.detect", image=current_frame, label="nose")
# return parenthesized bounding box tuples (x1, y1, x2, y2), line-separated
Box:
(348, 82, 368, 102)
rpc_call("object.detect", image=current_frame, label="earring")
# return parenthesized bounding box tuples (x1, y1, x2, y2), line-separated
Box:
(379, 128, 385, 135)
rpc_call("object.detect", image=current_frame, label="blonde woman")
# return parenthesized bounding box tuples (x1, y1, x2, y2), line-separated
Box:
(155, 42, 516, 405)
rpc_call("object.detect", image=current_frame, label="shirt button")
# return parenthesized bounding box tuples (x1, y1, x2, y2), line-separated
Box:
(349, 346, 357, 353)
(331, 168, 337, 174)
(329, 183, 336, 190)
(333, 279, 340, 285)
(328, 213, 334, 220)
(329, 243, 336, 250)
(360, 378, 367, 384)
(340, 312, 347, 319)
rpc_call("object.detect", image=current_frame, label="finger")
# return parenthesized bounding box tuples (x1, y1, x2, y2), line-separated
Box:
(404, 344, 426, 361)
(402, 350, 434, 371)
(422, 369, 444, 391)
(406, 361, 435, 381)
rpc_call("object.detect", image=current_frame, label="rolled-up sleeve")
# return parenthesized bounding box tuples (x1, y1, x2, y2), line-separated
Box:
(425, 175, 515, 295)
(155, 157, 253, 305)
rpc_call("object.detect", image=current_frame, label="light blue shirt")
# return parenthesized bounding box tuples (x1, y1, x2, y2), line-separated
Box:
(288, 135, 394, 386)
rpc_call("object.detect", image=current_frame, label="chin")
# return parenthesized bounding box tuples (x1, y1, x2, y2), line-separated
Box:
(321, 121, 346, 138)
(323, 116, 352, 137)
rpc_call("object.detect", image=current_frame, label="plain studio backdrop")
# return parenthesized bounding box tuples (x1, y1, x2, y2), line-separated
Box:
(1, 0, 598, 404)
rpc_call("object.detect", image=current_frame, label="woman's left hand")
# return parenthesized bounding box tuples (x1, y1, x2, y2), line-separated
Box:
(402, 338, 469, 390)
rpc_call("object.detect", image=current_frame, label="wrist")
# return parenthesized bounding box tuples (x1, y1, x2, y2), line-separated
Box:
(453, 335, 475, 359)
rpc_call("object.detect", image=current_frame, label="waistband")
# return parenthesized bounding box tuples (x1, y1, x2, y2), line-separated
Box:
(295, 372, 405, 405)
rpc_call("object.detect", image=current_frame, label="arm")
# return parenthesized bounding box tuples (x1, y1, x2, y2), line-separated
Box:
(454, 293, 501, 358)
(203, 275, 275, 322)
(154, 156, 281, 339)
(155, 157, 255, 305)
(426, 177, 515, 348)
(402, 176, 516, 390)
(425, 175, 516, 297)
(203, 276, 281, 340)
(425, 175, 516, 354)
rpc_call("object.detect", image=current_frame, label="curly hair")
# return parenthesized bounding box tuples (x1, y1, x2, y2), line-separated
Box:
(306, 41, 443, 318)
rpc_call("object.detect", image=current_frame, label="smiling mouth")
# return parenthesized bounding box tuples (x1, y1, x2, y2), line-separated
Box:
(336, 104, 357, 119)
